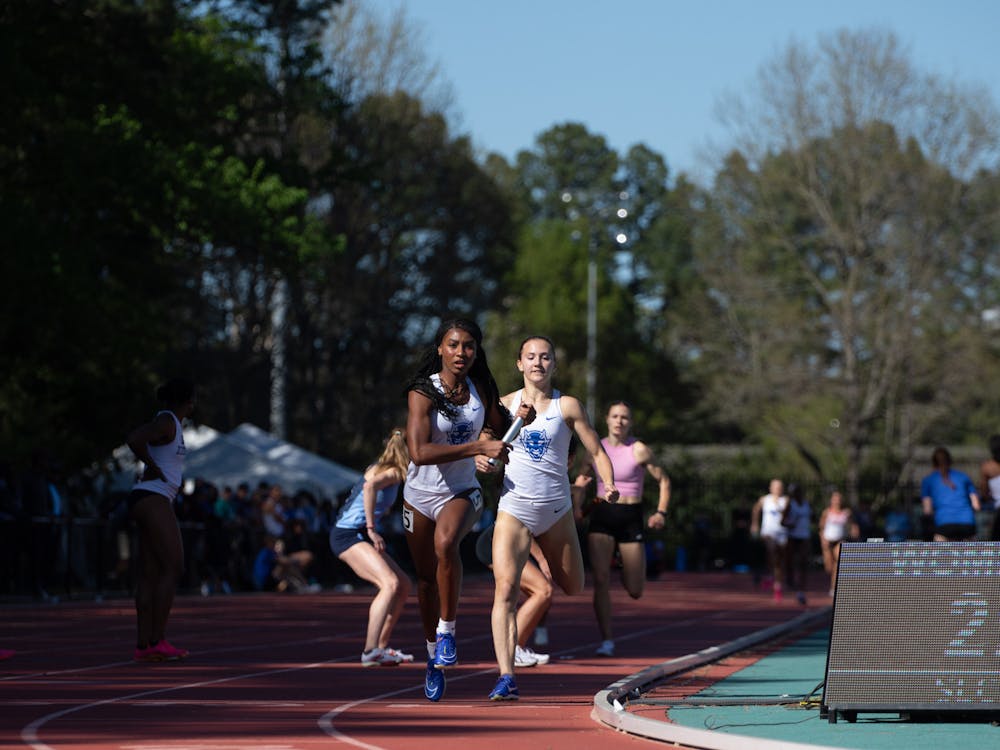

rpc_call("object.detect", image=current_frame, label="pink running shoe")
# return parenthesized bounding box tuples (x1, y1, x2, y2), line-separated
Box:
(134, 645, 164, 662)
(151, 640, 189, 660)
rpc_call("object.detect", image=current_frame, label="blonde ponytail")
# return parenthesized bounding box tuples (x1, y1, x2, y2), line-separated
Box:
(374, 427, 409, 479)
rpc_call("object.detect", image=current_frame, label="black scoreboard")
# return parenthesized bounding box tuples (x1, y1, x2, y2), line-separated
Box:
(822, 541, 1000, 723)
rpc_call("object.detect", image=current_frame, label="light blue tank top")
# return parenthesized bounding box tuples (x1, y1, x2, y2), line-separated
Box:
(336, 469, 400, 529)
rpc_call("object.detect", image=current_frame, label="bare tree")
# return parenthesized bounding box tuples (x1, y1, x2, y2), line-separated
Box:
(323, 0, 456, 118)
(681, 28, 1000, 504)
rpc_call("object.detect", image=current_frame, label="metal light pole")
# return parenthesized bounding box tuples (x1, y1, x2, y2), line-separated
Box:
(586, 242, 597, 420)
(562, 190, 629, 421)
(270, 276, 287, 439)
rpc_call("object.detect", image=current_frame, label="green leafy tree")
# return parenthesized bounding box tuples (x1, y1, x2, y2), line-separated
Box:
(0, 1, 317, 472)
(282, 91, 517, 462)
(485, 124, 699, 441)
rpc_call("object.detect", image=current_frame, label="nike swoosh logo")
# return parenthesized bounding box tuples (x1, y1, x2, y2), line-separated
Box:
(425, 672, 445, 700)
(544, 415, 558, 420)
(470, 405, 482, 411)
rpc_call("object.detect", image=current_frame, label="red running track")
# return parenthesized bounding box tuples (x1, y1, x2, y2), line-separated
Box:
(0, 571, 827, 749)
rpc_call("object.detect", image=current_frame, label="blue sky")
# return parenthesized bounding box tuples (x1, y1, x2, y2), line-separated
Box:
(372, 0, 1000, 183)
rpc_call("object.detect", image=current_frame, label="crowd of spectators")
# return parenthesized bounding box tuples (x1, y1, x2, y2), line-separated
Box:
(4, 448, 990, 603)
(0, 451, 409, 599)
(173, 479, 348, 595)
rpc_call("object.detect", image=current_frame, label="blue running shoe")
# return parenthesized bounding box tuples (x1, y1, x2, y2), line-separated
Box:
(424, 659, 446, 702)
(488, 673, 519, 701)
(433, 631, 457, 669)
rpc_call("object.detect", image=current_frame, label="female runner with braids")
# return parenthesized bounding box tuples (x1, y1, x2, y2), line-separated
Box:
(404, 318, 532, 702)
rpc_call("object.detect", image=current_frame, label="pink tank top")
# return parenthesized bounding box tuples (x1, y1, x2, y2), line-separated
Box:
(597, 438, 644, 499)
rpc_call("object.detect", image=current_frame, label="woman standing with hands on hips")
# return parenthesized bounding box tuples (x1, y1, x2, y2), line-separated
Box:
(582, 401, 670, 658)
(126, 378, 196, 662)
(486, 335, 618, 701)
(329, 427, 413, 667)
(404, 318, 530, 702)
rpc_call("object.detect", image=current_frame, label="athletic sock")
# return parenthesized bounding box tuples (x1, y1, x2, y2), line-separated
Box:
(426, 640, 436, 659)
(436, 619, 456, 635)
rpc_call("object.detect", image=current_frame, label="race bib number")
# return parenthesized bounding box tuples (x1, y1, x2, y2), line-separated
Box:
(402, 506, 414, 533)
(468, 488, 483, 513)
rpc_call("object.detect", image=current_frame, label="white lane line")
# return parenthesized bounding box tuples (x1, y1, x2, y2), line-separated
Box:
(317, 664, 499, 750)
(0, 635, 344, 683)
(20, 657, 351, 750)
(315, 617, 719, 749)
(17, 609, 758, 750)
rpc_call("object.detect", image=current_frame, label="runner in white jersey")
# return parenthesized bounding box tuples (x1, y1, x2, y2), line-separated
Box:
(403, 318, 529, 702)
(486, 335, 618, 701)
(979, 434, 1000, 541)
(818, 489, 858, 597)
(125, 378, 195, 663)
(498, 389, 574, 531)
(751, 478, 789, 602)
(404, 373, 488, 519)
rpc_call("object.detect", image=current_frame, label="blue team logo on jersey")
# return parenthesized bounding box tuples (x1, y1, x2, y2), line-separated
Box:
(449, 420, 475, 445)
(520, 429, 550, 462)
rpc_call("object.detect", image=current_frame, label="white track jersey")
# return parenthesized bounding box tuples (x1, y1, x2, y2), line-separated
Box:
(404, 374, 486, 500)
(760, 493, 788, 542)
(989, 475, 1000, 507)
(501, 390, 571, 504)
(132, 410, 185, 500)
(822, 508, 850, 542)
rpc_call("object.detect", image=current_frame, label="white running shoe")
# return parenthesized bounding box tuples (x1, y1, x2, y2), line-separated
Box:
(514, 645, 539, 668)
(384, 647, 414, 663)
(361, 647, 403, 667)
(520, 646, 549, 665)
(595, 639, 615, 657)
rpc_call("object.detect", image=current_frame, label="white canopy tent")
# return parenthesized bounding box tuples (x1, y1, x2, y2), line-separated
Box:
(185, 424, 361, 499)
(225, 423, 361, 497)
(109, 423, 361, 500)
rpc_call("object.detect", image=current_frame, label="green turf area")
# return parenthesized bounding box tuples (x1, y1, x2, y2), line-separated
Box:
(666, 629, 1000, 749)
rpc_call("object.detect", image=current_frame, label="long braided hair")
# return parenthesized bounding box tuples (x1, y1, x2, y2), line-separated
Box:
(405, 317, 508, 430)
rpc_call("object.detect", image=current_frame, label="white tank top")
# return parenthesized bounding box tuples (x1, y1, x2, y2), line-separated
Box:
(989, 475, 1000, 507)
(404, 374, 486, 498)
(760, 494, 788, 541)
(822, 508, 850, 542)
(501, 390, 572, 503)
(132, 411, 186, 500)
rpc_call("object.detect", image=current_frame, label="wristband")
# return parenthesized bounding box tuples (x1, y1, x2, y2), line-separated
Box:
(655, 509, 667, 517)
